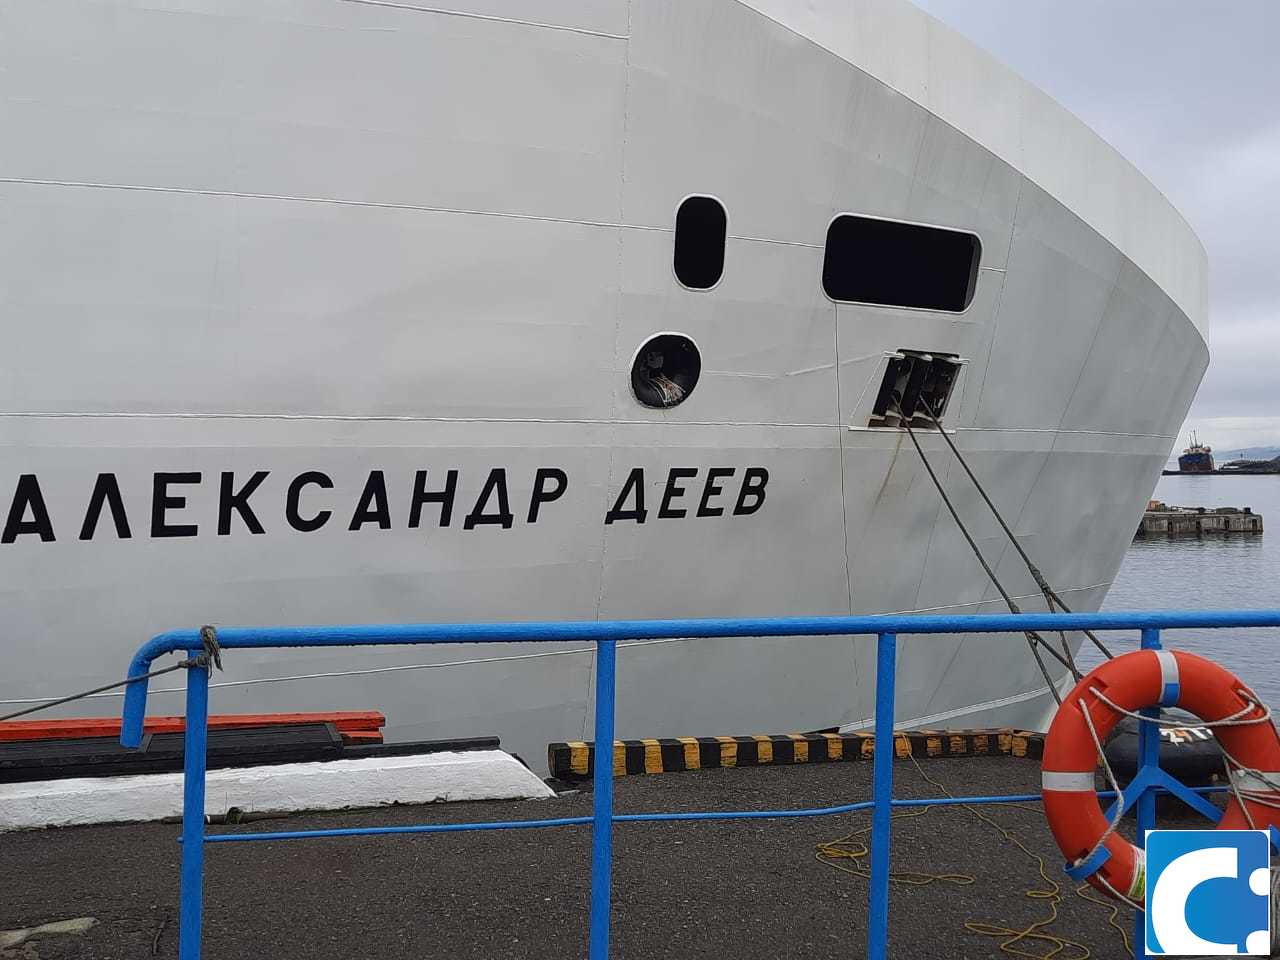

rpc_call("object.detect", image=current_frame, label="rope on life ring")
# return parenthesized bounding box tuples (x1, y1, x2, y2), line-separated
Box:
(1041, 649, 1280, 905)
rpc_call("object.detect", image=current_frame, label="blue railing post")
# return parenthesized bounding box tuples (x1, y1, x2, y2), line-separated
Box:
(868, 632, 897, 960)
(588, 639, 618, 960)
(1134, 627, 1162, 959)
(179, 649, 211, 960)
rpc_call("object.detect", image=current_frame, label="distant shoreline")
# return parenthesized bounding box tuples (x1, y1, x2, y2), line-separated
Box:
(1161, 469, 1280, 476)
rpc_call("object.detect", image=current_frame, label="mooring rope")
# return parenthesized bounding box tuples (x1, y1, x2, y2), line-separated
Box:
(893, 398, 1075, 703)
(920, 402, 1115, 665)
(0, 627, 222, 724)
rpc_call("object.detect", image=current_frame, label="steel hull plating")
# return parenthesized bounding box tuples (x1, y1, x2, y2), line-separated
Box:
(0, 0, 1208, 769)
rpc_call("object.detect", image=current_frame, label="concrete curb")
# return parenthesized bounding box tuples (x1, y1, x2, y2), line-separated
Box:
(0, 750, 554, 832)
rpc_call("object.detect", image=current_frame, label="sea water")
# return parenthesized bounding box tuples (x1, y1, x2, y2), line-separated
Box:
(1075, 474, 1280, 703)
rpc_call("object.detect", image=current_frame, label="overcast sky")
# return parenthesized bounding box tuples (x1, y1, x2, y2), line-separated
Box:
(911, 0, 1280, 453)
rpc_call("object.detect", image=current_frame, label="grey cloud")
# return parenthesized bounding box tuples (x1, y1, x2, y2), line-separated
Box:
(912, 0, 1280, 443)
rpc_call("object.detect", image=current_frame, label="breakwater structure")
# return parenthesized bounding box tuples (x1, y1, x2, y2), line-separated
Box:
(1137, 501, 1263, 538)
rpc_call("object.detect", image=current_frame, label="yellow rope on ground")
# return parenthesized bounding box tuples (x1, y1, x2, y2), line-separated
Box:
(815, 804, 976, 888)
(1073, 880, 1133, 957)
(814, 756, 1133, 959)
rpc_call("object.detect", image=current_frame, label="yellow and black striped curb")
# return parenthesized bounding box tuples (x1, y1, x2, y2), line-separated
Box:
(547, 728, 1044, 780)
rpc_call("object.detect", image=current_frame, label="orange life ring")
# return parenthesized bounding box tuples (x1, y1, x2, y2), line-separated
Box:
(1042, 649, 1280, 903)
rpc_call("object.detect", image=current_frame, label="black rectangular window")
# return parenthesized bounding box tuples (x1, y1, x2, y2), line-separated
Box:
(822, 215, 980, 312)
(673, 195, 727, 289)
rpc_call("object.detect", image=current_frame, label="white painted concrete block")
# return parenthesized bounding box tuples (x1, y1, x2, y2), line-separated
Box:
(0, 751, 554, 832)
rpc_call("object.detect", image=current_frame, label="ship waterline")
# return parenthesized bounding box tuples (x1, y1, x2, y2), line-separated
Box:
(0, 0, 1208, 770)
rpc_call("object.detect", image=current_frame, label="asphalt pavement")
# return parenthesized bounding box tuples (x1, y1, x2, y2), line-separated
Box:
(1, 755, 1149, 959)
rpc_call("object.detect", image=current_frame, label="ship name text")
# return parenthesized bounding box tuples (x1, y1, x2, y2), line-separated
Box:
(0, 467, 769, 543)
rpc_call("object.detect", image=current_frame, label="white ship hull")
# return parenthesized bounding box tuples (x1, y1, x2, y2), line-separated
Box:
(0, 0, 1209, 770)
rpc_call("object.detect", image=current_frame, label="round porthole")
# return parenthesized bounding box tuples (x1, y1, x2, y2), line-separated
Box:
(631, 334, 701, 409)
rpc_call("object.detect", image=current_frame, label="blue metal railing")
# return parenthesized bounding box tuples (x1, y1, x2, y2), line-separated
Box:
(118, 610, 1280, 960)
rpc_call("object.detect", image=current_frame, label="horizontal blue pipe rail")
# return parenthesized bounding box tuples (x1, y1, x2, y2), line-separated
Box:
(120, 608, 1280, 748)
(196, 786, 1229, 844)
(119, 608, 1280, 960)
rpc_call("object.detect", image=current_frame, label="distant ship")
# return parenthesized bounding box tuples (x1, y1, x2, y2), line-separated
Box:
(1178, 433, 1216, 473)
(0, 0, 1209, 768)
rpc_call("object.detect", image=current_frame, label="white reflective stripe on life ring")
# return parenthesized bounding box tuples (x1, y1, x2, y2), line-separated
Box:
(1155, 650, 1181, 706)
(1042, 771, 1097, 791)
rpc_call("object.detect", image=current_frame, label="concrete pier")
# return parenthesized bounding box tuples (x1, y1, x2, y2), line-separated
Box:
(1137, 502, 1264, 538)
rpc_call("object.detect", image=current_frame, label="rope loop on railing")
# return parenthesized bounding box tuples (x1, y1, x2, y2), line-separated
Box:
(193, 625, 223, 672)
(1070, 698, 1142, 910)
(1088, 685, 1271, 730)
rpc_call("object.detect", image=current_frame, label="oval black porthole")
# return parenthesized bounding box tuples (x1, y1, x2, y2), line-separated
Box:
(631, 334, 701, 409)
(673, 196, 727, 289)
